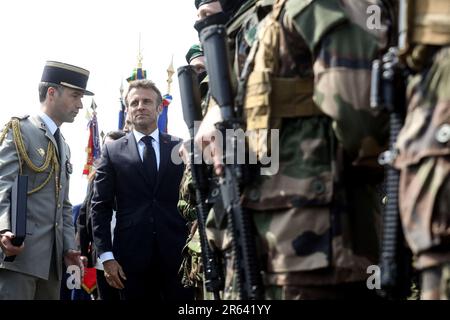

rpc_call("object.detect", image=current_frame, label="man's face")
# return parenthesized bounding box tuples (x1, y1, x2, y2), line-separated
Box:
(190, 56, 206, 75)
(51, 87, 84, 124)
(126, 87, 161, 132)
(197, 1, 223, 20)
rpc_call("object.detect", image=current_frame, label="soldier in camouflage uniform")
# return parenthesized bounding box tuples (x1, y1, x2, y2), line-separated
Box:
(178, 44, 208, 299)
(178, 1, 226, 298)
(393, 0, 450, 300)
(199, 0, 275, 300)
(178, 0, 274, 300)
(196, 0, 391, 299)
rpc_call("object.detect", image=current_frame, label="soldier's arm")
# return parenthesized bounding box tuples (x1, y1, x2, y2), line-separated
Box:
(287, 0, 389, 165)
(178, 166, 198, 222)
(0, 124, 26, 257)
(0, 126, 20, 233)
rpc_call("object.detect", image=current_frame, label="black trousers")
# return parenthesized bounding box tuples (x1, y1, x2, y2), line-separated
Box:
(96, 269, 120, 300)
(119, 248, 194, 300)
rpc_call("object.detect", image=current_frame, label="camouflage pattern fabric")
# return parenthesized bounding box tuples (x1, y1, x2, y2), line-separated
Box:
(201, 0, 274, 300)
(420, 263, 450, 300)
(394, 46, 450, 272)
(238, 0, 390, 294)
(178, 166, 197, 222)
(178, 164, 207, 299)
(179, 220, 205, 299)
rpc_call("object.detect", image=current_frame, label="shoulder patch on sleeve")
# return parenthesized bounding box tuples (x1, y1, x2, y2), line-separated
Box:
(285, 0, 348, 53)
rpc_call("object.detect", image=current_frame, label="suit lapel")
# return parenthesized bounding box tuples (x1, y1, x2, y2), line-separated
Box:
(124, 132, 153, 187)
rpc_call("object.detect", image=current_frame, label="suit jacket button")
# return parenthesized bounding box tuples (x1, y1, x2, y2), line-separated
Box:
(57, 203, 61, 209)
(55, 222, 58, 227)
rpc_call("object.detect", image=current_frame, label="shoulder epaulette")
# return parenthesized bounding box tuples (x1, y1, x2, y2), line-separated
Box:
(11, 115, 30, 121)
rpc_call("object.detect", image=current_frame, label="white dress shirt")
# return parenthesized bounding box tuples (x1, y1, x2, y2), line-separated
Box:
(38, 112, 58, 135)
(99, 128, 160, 264)
(132, 128, 160, 170)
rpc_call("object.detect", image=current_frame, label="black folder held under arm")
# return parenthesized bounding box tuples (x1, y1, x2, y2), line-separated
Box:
(4, 175, 28, 262)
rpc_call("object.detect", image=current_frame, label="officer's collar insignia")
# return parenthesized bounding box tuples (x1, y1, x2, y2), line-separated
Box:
(37, 148, 46, 158)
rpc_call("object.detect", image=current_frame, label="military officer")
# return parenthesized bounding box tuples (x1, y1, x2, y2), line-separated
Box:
(0, 60, 93, 299)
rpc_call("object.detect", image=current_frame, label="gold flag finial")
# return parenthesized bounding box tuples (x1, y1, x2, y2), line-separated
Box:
(166, 54, 174, 94)
(91, 99, 97, 112)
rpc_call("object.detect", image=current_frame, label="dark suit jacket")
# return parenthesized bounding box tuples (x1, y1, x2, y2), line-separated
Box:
(91, 131, 187, 274)
(77, 180, 96, 267)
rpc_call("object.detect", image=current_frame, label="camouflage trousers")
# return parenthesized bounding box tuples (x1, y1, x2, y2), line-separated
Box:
(222, 253, 381, 300)
(420, 263, 450, 300)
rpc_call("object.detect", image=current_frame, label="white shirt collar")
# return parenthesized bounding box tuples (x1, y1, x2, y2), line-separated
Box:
(133, 128, 159, 144)
(38, 112, 58, 135)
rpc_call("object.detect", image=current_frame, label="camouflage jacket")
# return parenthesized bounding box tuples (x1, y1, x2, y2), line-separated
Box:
(394, 45, 450, 270)
(239, 0, 390, 285)
(177, 1, 275, 298)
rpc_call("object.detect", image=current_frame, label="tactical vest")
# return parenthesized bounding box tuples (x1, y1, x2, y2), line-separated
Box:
(242, 0, 322, 156)
(409, 0, 450, 46)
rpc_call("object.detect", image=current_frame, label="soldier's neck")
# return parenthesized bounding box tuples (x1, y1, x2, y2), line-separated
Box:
(40, 106, 62, 127)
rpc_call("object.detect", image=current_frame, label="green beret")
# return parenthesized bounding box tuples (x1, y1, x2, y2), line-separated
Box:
(195, 0, 217, 9)
(185, 44, 204, 64)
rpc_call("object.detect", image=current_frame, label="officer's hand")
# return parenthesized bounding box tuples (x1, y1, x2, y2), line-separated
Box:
(194, 104, 224, 176)
(80, 255, 88, 268)
(64, 249, 85, 279)
(103, 259, 126, 290)
(0, 231, 25, 257)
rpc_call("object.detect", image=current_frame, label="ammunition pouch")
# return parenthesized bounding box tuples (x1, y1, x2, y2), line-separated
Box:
(411, 0, 450, 46)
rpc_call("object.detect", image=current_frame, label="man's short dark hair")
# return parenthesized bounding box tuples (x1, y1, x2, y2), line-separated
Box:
(124, 79, 162, 109)
(38, 82, 64, 103)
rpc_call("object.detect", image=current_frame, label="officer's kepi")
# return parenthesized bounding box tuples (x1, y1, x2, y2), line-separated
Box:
(41, 61, 94, 96)
(195, 0, 217, 9)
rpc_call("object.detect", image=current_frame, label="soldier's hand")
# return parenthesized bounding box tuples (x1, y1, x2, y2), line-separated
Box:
(179, 141, 190, 165)
(194, 104, 224, 176)
(0, 231, 25, 257)
(103, 259, 126, 290)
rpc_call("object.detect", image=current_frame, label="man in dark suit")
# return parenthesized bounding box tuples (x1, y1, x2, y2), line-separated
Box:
(91, 79, 193, 300)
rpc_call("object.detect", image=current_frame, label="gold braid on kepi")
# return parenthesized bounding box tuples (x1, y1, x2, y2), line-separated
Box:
(0, 119, 60, 198)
